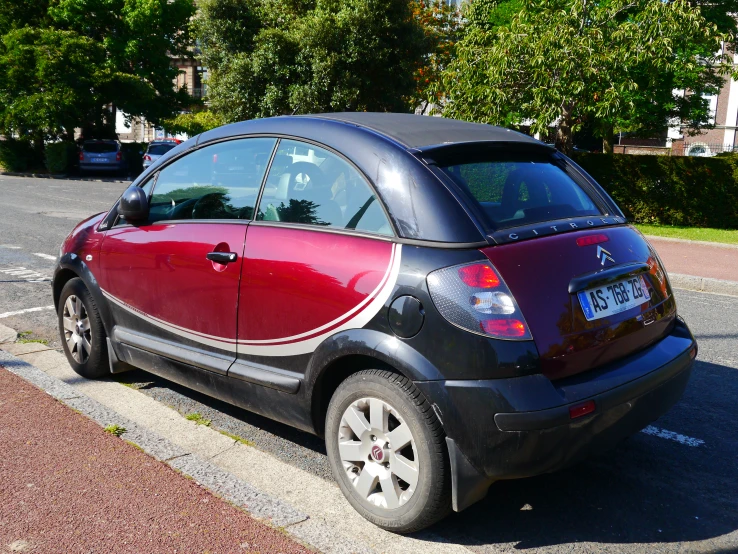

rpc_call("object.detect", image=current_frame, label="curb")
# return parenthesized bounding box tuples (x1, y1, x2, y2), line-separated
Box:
(0, 333, 398, 554)
(0, 171, 132, 183)
(0, 171, 68, 179)
(669, 273, 738, 297)
(0, 324, 15, 344)
(644, 235, 738, 251)
(0, 348, 309, 528)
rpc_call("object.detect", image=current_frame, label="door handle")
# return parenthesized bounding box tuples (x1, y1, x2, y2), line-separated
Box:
(207, 252, 238, 264)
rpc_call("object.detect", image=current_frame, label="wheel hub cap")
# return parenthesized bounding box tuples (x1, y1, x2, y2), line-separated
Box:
(370, 444, 386, 462)
(62, 294, 92, 364)
(337, 397, 419, 510)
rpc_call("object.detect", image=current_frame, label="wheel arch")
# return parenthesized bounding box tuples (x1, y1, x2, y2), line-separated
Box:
(305, 328, 444, 437)
(53, 254, 114, 337)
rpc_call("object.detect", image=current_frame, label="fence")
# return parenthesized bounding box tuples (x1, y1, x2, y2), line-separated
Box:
(673, 142, 738, 157)
(191, 85, 208, 99)
(614, 142, 738, 157)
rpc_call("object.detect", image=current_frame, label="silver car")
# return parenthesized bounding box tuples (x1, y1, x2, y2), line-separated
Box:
(142, 141, 179, 170)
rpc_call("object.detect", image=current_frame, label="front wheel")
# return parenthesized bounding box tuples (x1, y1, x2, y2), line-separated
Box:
(58, 278, 109, 379)
(325, 370, 451, 533)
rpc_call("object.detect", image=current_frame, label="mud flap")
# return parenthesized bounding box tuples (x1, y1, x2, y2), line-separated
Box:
(446, 437, 494, 512)
(107, 337, 135, 374)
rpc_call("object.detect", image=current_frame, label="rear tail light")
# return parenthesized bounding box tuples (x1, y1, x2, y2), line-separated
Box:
(576, 234, 608, 247)
(79, 152, 84, 161)
(144, 155, 152, 161)
(427, 261, 532, 340)
(458, 264, 500, 288)
(116, 151, 122, 162)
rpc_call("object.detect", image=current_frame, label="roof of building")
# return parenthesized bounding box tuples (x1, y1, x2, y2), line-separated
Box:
(302, 112, 541, 149)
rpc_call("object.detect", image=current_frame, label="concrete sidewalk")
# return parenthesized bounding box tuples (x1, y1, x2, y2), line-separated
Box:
(0, 339, 466, 554)
(0, 366, 312, 554)
(646, 236, 738, 296)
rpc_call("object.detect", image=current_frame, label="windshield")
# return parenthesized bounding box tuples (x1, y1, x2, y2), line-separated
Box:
(439, 153, 600, 230)
(83, 142, 117, 153)
(148, 144, 176, 156)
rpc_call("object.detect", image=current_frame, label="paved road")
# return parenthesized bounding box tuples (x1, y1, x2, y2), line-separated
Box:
(0, 175, 129, 346)
(1, 176, 737, 552)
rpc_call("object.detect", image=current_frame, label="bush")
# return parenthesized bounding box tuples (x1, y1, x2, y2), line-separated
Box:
(44, 141, 77, 174)
(573, 153, 738, 229)
(0, 139, 43, 172)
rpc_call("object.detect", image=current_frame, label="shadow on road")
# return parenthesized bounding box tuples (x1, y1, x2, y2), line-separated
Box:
(115, 359, 737, 551)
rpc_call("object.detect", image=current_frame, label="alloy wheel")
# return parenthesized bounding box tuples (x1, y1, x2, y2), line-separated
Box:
(337, 397, 419, 510)
(62, 295, 92, 364)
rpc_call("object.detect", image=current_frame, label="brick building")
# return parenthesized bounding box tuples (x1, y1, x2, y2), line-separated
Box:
(115, 55, 203, 143)
(668, 47, 738, 156)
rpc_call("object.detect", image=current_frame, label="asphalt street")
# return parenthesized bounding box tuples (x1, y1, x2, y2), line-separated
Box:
(1, 175, 737, 553)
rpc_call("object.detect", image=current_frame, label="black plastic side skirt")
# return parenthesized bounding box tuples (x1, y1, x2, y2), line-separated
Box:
(446, 437, 494, 512)
(114, 341, 316, 434)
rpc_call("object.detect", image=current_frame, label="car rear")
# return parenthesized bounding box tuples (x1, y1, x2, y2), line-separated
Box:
(411, 143, 696, 509)
(80, 140, 125, 174)
(143, 142, 178, 169)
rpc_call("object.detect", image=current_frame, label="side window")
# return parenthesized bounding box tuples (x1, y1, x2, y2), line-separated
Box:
(149, 138, 277, 223)
(257, 139, 393, 236)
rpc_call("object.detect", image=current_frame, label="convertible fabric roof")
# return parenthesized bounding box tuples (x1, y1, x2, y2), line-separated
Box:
(303, 112, 541, 149)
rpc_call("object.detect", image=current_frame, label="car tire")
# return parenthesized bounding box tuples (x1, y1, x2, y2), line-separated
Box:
(325, 370, 451, 533)
(58, 278, 109, 379)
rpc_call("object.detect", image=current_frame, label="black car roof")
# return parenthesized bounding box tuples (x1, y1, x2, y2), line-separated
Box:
(141, 114, 552, 244)
(302, 112, 540, 149)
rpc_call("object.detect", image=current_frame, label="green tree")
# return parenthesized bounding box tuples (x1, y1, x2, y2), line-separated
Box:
(443, 0, 731, 154)
(196, 0, 427, 122)
(463, 0, 523, 32)
(164, 110, 225, 136)
(411, 0, 463, 115)
(0, 0, 195, 143)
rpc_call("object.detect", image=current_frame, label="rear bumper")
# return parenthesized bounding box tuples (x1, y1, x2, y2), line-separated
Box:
(80, 163, 125, 172)
(416, 318, 696, 511)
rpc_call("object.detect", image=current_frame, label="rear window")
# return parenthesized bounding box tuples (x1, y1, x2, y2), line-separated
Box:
(439, 153, 600, 230)
(83, 142, 118, 153)
(148, 144, 176, 156)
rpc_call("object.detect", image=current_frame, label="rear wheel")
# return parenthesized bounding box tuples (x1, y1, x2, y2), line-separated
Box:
(58, 278, 109, 379)
(325, 370, 451, 533)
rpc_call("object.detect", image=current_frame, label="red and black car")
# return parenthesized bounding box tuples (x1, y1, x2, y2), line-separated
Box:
(53, 113, 697, 533)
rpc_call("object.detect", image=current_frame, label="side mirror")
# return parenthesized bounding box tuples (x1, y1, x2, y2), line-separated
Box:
(118, 185, 149, 222)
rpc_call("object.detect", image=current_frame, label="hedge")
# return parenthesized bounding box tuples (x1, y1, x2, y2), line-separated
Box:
(573, 153, 738, 229)
(44, 141, 78, 174)
(0, 140, 44, 172)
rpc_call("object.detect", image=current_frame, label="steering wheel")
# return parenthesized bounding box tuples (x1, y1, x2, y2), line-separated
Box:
(192, 192, 230, 220)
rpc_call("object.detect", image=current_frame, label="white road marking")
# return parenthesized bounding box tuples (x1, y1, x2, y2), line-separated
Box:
(0, 266, 51, 282)
(0, 306, 54, 319)
(0, 245, 21, 249)
(641, 425, 705, 447)
(32, 253, 57, 261)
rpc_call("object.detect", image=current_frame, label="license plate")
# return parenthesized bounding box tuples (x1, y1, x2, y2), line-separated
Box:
(92, 157, 108, 163)
(577, 275, 651, 321)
